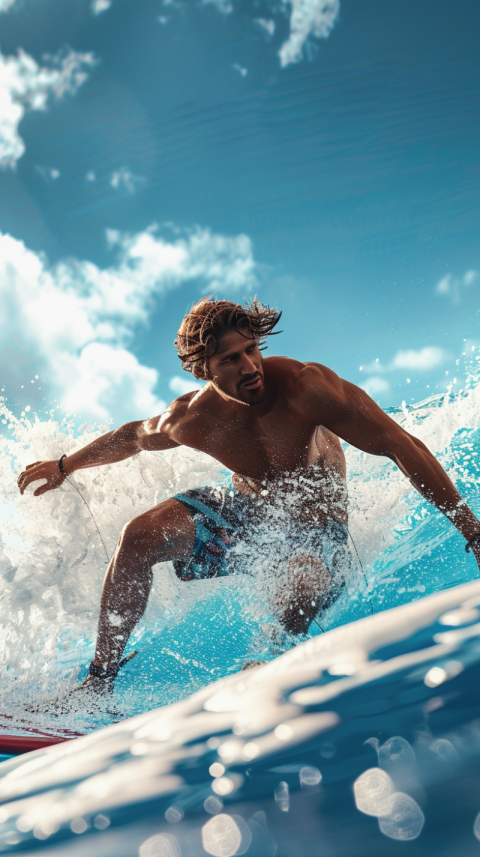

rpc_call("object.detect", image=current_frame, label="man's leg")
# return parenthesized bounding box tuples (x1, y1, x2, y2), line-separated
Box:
(91, 498, 195, 676)
(270, 552, 333, 635)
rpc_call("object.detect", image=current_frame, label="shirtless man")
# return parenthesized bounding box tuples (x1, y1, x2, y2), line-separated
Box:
(18, 298, 480, 690)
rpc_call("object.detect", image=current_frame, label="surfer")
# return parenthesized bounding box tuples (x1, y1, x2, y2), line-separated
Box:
(18, 297, 480, 691)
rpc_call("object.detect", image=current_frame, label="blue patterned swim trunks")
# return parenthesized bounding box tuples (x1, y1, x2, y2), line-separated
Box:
(173, 486, 350, 589)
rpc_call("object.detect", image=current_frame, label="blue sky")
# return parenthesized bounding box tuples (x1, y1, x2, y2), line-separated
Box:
(0, 0, 479, 424)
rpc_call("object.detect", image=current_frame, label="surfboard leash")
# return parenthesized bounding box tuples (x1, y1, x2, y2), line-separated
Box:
(63, 473, 110, 566)
(347, 527, 374, 615)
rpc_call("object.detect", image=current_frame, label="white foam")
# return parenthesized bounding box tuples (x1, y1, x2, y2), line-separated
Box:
(0, 354, 479, 723)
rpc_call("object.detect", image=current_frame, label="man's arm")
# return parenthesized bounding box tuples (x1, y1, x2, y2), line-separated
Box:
(296, 363, 480, 558)
(18, 414, 180, 497)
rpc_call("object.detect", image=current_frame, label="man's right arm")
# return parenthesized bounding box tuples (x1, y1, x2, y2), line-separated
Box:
(18, 414, 180, 497)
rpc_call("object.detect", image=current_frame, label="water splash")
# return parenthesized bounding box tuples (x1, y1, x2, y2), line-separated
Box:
(0, 353, 479, 732)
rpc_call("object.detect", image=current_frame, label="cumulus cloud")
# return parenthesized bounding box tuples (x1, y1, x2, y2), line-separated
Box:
(254, 18, 276, 37)
(0, 47, 97, 169)
(62, 343, 162, 421)
(110, 166, 145, 194)
(435, 270, 478, 304)
(0, 224, 256, 422)
(361, 346, 448, 375)
(391, 347, 447, 372)
(278, 0, 340, 67)
(91, 0, 112, 13)
(197, 0, 339, 67)
(362, 376, 390, 398)
(201, 0, 233, 14)
(169, 376, 204, 397)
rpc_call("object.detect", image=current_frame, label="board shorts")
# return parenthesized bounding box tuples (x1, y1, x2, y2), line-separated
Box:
(172, 486, 351, 600)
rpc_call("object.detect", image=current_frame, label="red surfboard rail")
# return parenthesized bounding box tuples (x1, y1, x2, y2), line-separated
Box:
(0, 734, 80, 755)
(0, 711, 85, 755)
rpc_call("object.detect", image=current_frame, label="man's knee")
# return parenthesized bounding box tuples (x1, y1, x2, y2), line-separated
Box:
(120, 512, 165, 556)
(119, 499, 194, 561)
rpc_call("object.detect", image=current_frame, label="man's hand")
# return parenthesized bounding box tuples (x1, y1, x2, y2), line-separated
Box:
(18, 460, 65, 496)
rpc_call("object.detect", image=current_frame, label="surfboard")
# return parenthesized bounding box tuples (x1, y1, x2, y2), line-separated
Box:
(0, 734, 79, 755)
(0, 711, 83, 755)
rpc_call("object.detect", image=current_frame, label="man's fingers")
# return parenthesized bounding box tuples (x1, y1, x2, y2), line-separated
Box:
(33, 482, 50, 497)
(18, 471, 37, 491)
(18, 474, 31, 493)
(17, 463, 41, 490)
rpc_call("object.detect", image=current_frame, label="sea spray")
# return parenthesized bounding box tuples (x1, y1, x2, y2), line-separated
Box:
(0, 353, 479, 730)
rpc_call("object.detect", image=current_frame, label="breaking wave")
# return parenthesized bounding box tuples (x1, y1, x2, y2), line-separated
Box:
(0, 352, 479, 735)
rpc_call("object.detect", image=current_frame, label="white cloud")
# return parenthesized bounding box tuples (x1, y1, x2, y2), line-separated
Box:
(85, 170, 96, 182)
(232, 63, 248, 77)
(435, 269, 478, 303)
(391, 347, 448, 372)
(0, 47, 97, 169)
(62, 343, 164, 422)
(110, 166, 145, 194)
(361, 346, 449, 375)
(464, 270, 478, 286)
(0, 0, 17, 11)
(201, 0, 233, 14)
(196, 0, 338, 67)
(362, 376, 390, 398)
(0, 224, 256, 422)
(278, 0, 340, 67)
(169, 376, 204, 397)
(91, 0, 112, 13)
(254, 18, 276, 37)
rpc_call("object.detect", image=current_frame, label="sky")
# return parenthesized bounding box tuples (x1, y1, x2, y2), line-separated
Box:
(0, 0, 479, 425)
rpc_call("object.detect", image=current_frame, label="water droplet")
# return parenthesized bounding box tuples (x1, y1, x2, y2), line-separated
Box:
(202, 813, 242, 857)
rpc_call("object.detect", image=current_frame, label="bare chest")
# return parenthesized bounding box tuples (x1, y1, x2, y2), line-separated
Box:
(174, 399, 316, 479)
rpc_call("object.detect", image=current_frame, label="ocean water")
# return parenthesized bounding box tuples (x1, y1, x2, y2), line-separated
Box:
(0, 355, 479, 853)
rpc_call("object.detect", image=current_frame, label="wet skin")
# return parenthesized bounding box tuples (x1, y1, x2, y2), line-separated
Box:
(18, 330, 480, 686)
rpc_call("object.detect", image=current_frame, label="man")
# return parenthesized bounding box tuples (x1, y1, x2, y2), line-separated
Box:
(18, 297, 480, 692)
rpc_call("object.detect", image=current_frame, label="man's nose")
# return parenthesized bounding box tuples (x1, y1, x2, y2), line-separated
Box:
(240, 355, 257, 374)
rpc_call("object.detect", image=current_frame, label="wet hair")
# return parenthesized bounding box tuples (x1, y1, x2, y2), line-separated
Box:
(174, 296, 282, 379)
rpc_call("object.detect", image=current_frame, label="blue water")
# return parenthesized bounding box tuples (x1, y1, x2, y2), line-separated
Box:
(0, 359, 479, 853)
(1, 580, 480, 855)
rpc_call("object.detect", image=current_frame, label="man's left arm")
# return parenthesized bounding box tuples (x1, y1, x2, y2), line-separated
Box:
(297, 363, 480, 565)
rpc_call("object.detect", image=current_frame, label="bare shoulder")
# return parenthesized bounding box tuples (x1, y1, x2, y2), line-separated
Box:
(135, 389, 210, 451)
(263, 354, 309, 386)
(301, 361, 346, 397)
(158, 390, 205, 433)
(264, 356, 345, 402)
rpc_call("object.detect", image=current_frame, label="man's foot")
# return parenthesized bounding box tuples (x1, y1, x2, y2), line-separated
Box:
(26, 682, 120, 718)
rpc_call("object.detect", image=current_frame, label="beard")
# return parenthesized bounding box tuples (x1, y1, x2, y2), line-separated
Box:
(208, 376, 265, 407)
(237, 380, 265, 404)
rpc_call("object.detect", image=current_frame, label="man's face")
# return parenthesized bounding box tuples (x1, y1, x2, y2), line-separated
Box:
(207, 329, 265, 405)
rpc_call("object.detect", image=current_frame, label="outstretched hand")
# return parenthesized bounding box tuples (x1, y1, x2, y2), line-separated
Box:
(17, 460, 66, 496)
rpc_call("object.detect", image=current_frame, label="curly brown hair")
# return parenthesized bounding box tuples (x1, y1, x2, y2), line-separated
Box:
(174, 296, 282, 379)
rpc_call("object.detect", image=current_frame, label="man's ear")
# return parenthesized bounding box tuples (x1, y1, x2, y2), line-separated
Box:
(192, 363, 211, 381)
